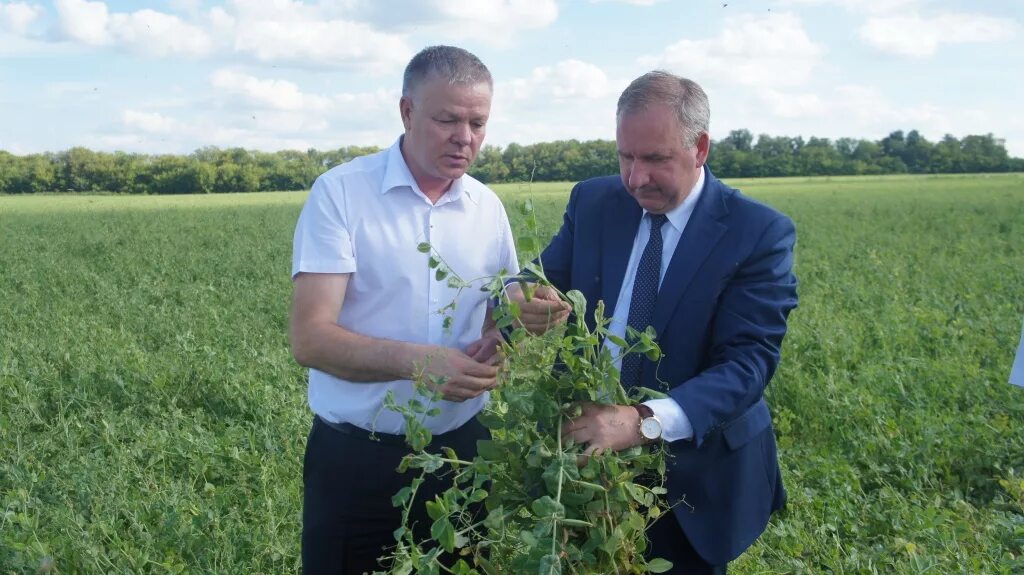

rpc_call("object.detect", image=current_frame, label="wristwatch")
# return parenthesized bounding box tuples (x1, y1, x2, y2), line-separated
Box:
(633, 404, 663, 442)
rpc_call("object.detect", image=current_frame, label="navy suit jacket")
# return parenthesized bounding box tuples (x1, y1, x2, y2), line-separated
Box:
(538, 167, 798, 565)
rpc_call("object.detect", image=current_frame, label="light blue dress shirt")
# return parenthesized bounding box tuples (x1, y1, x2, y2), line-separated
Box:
(605, 169, 706, 441)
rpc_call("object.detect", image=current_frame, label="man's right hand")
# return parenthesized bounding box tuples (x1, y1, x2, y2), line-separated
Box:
(505, 282, 571, 334)
(421, 347, 500, 402)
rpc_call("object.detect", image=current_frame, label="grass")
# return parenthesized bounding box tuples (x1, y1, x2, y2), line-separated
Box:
(2, 173, 1023, 573)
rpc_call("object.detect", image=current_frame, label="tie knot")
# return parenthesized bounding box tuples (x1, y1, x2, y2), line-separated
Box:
(649, 213, 668, 232)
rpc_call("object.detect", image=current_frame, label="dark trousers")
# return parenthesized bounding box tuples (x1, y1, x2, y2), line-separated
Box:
(302, 416, 489, 575)
(646, 512, 727, 575)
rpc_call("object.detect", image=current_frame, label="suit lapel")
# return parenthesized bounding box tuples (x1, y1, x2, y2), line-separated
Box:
(652, 171, 729, 335)
(601, 188, 643, 317)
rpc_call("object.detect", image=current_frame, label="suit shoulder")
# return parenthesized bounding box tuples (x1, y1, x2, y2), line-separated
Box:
(572, 175, 625, 203)
(719, 181, 793, 229)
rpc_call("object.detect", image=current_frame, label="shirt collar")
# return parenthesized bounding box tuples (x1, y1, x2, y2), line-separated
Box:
(380, 136, 473, 205)
(645, 166, 705, 232)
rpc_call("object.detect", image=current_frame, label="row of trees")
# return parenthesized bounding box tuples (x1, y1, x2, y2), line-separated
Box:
(0, 146, 378, 195)
(1, 130, 1020, 194)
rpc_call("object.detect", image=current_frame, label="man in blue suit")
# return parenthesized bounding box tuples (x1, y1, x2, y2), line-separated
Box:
(509, 71, 798, 573)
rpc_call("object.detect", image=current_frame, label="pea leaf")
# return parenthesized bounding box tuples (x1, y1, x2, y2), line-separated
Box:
(646, 558, 673, 573)
(531, 495, 565, 518)
(565, 289, 587, 319)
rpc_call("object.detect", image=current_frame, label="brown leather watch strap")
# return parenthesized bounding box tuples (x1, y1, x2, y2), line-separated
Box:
(633, 404, 654, 420)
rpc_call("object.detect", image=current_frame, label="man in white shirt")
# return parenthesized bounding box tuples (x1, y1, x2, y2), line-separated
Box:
(289, 45, 519, 574)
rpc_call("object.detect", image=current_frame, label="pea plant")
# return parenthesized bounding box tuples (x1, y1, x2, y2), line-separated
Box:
(378, 200, 675, 575)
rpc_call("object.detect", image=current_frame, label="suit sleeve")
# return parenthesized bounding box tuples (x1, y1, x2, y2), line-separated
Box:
(669, 214, 799, 448)
(534, 181, 582, 292)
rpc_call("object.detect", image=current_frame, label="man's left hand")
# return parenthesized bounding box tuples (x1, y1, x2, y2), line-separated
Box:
(562, 402, 644, 461)
(465, 329, 504, 366)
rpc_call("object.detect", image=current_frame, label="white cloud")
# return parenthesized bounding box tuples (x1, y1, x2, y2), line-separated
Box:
(209, 68, 395, 125)
(860, 12, 1018, 57)
(640, 12, 824, 88)
(211, 69, 331, 112)
(54, 0, 212, 55)
(507, 60, 612, 101)
(351, 0, 557, 47)
(17, 0, 552, 70)
(781, 0, 921, 14)
(589, 0, 663, 4)
(758, 89, 829, 119)
(55, 0, 110, 45)
(230, 18, 409, 70)
(740, 84, 1010, 151)
(122, 109, 185, 134)
(435, 0, 557, 29)
(205, 68, 399, 145)
(108, 9, 212, 56)
(491, 61, 623, 147)
(0, 1, 42, 34)
(197, 0, 411, 71)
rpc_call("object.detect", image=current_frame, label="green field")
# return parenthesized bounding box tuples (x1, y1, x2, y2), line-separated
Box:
(2, 174, 1023, 573)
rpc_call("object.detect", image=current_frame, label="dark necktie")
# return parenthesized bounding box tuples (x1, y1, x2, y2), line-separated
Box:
(620, 213, 668, 389)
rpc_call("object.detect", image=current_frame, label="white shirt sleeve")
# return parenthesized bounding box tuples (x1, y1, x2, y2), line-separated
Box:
(291, 176, 357, 278)
(644, 398, 694, 442)
(497, 208, 520, 276)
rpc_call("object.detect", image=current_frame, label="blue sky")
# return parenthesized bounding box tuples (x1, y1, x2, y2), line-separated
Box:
(2, 0, 1022, 156)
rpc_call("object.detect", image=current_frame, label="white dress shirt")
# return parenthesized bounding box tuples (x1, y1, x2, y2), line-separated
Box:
(605, 168, 706, 441)
(291, 137, 519, 434)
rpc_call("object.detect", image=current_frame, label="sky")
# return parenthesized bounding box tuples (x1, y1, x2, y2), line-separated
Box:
(1, 0, 1022, 157)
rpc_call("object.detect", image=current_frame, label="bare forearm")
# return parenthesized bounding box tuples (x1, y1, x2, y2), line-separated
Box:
(292, 322, 432, 383)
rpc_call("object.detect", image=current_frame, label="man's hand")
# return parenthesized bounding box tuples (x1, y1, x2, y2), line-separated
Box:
(505, 282, 571, 334)
(465, 329, 504, 366)
(420, 347, 499, 402)
(562, 402, 644, 462)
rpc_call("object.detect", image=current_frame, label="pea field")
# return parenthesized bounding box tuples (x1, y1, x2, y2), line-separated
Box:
(2, 173, 1023, 573)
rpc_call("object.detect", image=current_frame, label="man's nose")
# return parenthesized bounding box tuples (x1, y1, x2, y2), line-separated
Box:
(451, 122, 471, 145)
(628, 162, 649, 189)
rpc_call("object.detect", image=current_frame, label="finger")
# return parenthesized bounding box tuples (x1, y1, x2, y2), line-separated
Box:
(469, 339, 499, 363)
(564, 425, 589, 446)
(440, 386, 468, 402)
(449, 375, 498, 395)
(460, 361, 499, 378)
(518, 303, 561, 315)
(576, 444, 602, 467)
(534, 286, 561, 301)
(481, 350, 504, 366)
(465, 339, 483, 357)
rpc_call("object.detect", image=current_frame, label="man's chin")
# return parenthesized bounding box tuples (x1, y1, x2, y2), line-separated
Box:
(438, 166, 469, 180)
(632, 195, 667, 214)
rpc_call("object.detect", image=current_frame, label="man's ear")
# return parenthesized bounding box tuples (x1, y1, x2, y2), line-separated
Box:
(695, 132, 711, 167)
(399, 96, 413, 131)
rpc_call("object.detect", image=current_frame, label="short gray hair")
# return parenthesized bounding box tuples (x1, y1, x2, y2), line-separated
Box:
(617, 71, 710, 147)
(402, 45, 493, 98)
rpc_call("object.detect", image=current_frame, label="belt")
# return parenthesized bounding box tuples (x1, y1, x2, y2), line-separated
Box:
(316, 416, 410, 446)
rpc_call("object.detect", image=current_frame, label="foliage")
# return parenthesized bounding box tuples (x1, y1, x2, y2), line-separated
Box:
(377, 200, 670, 574)
(2, 131, 1022, 195)
(0, 174, 1022, 573)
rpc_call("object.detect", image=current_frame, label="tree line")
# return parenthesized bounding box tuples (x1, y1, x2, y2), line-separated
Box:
(1, 130, 1020, 194)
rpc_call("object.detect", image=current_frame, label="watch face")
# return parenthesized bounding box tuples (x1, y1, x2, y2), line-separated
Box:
(640, 417, 662, 440)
